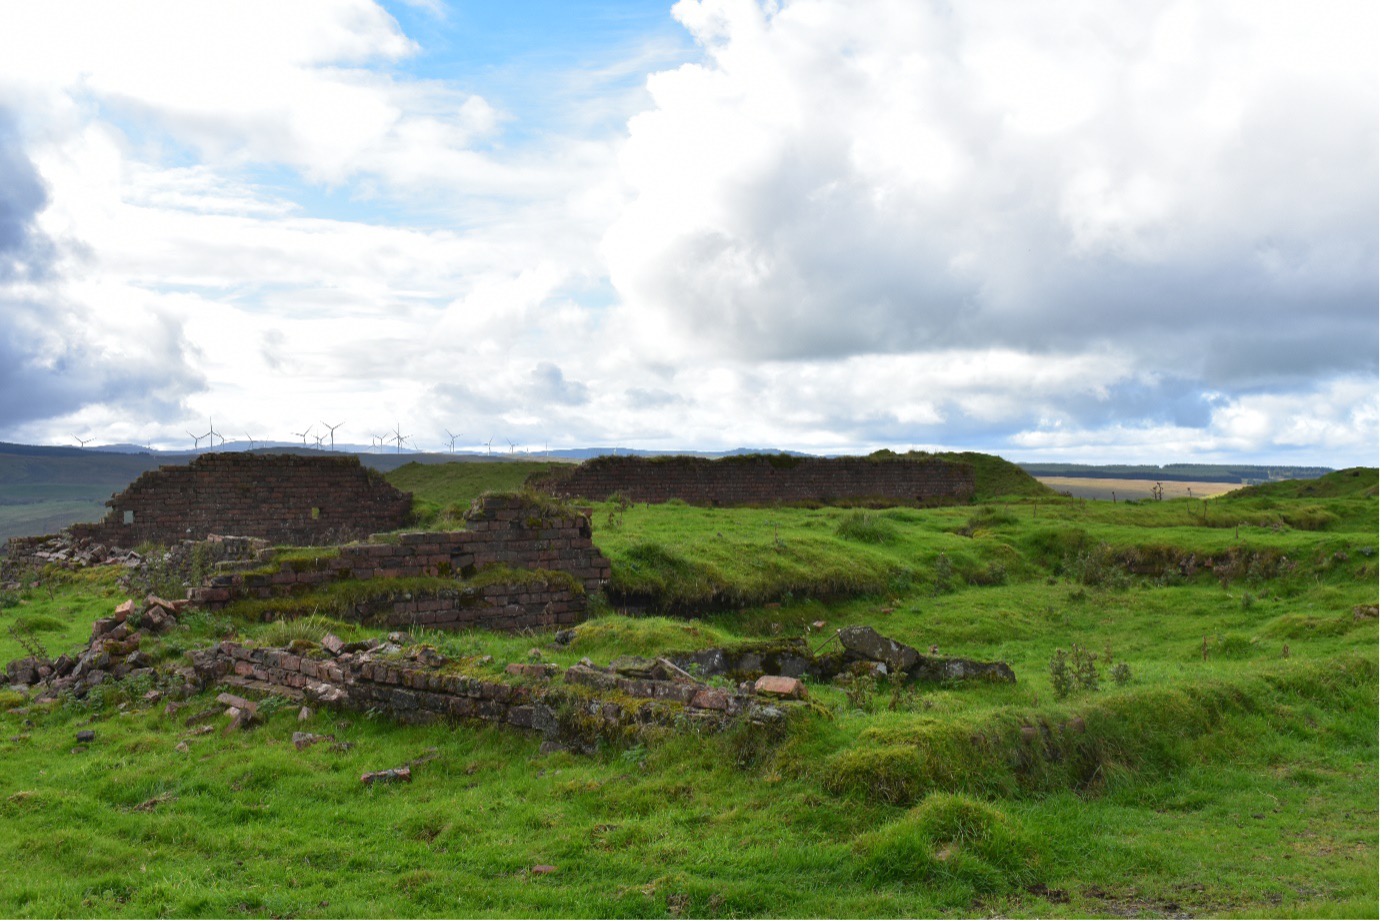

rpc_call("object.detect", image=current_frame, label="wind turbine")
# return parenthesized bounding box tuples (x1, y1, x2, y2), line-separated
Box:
(73, 435, 92, 448)
(444, 429, 460, 453)
(186, 430, 204, 450)
(322, 421, 343, 451)
(484, 436, 493, 456)
(244, 433, 257, 450)
(313, 430, 325, 450)
(204, 418, 223, 452)
(507, 438, 517, 455)
(392, 424, 410, 454)
(294, 427, 311, 447)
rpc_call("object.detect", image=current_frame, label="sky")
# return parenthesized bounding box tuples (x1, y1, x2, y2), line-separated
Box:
(0, 0, 1377, 465)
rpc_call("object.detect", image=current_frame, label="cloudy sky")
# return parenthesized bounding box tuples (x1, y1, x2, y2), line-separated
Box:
(0, 0, 1377, 464)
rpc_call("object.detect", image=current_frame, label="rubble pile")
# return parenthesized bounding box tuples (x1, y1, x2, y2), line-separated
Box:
(2, 594, 187, 697)
(668, 625, 1017, 685)
(185, 633, 797, 753)
(1, 532, 143, 577)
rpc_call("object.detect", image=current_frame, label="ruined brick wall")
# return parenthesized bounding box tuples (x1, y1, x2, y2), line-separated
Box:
(188, 494, 611, 633)
(531, 454, 975, 506)
(71, 453, 413, 547)
(190, 640, 757, 746)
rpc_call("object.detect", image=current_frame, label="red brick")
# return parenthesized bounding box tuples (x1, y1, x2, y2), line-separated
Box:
(754, 675, 806, 699)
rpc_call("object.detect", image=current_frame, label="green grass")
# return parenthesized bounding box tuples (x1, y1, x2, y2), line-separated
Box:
(584, 484, 1377, 612)
(0, 465, 1376, 917)
(0, 567, 126, 664)
(384, 460, 567, 527)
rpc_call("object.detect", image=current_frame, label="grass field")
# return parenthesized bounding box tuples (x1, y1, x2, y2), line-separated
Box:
(0, 461, 1376, 917)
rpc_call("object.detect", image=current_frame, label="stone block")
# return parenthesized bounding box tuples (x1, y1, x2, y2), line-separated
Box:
(754, 675, 806, 699)
(690, 687, 731, 711)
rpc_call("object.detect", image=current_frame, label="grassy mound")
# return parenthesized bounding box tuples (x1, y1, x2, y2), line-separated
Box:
(912, 450, 1053, 501)
(1226, 466, 1378, 501)
(384, 460, 566, 521)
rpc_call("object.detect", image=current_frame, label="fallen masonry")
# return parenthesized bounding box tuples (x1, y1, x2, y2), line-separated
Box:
(3, 594, 190, 697)
(182, 634, 799, 753)
(168, 625, 1014, 751)
(666, 625, 1017, 685)
(5, 565, 1012, 755)
(1, 532, 144, 577)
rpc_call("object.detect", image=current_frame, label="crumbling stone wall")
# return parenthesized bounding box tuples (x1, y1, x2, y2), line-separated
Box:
(187, 640, 776, 751)
(188, 494, 611, 633)
(71, 453, 413, 547)
(530, 454, 975, 506)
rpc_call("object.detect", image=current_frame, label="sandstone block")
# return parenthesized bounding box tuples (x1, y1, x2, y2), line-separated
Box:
(754, 675, 806, 699)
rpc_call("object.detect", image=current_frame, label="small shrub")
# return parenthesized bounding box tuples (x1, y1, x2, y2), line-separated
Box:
(6, 622, 49, 661)
(605, 492, 633, 529)
(1072, 644, 1100, 691)
(842, 673, 877, 713)
(1065, 545, 1131, 590)
(1048, 648, 1074, 700)
(1111, 662, 1133, 685)
(1050, 644, 1100, 697)
(886, 671, 916, 712)
(256, 695, 290, 718)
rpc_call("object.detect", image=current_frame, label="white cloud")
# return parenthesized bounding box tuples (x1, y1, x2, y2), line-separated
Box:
(604, 0, 1377, 385)
(0, 0, 1375, 465)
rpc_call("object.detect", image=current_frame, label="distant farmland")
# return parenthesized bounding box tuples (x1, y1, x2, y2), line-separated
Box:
(1035, 476, 1240, 502)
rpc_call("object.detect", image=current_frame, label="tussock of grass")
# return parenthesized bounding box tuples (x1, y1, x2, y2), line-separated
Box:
(834, 511, 899, 544)
(259, 614, 336, 647)
(567, 614, 730, 660)
(853, 793, 1035, 892)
